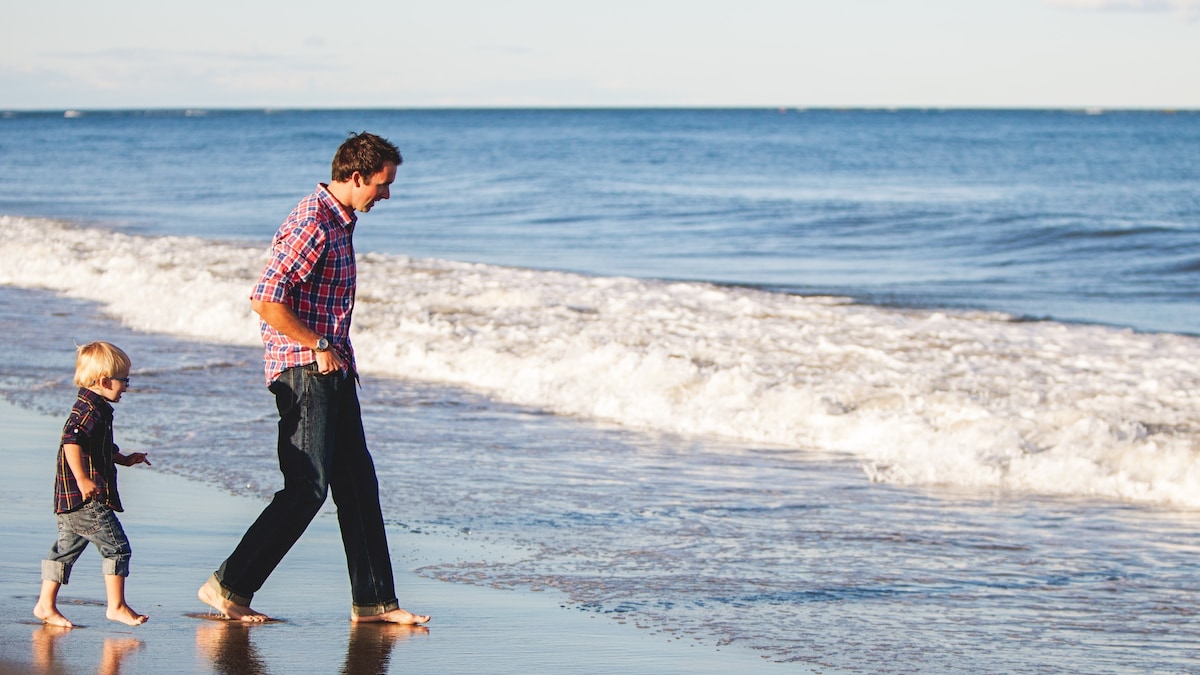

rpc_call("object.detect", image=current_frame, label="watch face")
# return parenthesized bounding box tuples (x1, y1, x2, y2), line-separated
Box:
(317, 338, 329, 351)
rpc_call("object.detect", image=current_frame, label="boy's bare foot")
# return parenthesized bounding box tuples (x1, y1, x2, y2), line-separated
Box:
(351, 607, 430, 625)
(106, 604, 148, 626)
(198, 582, 270, 623)
(33, 604, 73, 628)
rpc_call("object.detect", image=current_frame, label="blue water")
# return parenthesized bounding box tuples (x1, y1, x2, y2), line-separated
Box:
(3, 108, 1198, 334)
(3, 109, 1200, 672)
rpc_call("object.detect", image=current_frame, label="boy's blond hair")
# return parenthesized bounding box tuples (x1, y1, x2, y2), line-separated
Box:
(74, 342, 132, 387)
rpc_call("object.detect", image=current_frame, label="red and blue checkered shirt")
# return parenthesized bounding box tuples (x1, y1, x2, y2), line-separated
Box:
(54, 388, 123, 514)
(251, 185, 358, 384)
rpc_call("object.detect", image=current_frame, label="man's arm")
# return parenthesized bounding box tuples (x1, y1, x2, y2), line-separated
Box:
(250, 299, 346, 374)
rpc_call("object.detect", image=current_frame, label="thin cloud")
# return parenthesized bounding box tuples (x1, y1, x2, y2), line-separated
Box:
(47, 47, 303, 66)
(3, 46, 342, 107)
(1045, 0, 1200, 18)
(474, 44, 536, 56)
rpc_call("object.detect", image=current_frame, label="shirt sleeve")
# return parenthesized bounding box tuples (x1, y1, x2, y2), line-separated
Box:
(251, 220, 327, 303)
(61, 407, 97, 446)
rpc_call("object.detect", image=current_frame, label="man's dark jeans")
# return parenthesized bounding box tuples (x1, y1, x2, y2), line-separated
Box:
(213, 364, 399, 615)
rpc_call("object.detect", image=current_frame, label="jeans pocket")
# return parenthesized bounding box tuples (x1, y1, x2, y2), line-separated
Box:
(270, 367, 304, 417)
(67, 501, 107, 536)
(306, 362, 342, 380)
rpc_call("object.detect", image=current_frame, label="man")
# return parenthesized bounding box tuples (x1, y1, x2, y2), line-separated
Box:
(198, 132, 429, 625)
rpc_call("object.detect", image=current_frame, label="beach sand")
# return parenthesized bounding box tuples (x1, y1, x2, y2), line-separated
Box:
(0, 400, 781, 674)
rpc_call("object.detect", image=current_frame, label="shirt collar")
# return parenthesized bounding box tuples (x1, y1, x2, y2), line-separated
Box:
(78, 387, 113, 415)
(317, 183, 357, 233)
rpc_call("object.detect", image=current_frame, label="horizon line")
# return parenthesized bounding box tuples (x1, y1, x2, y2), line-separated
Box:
(3, 105, 1198, 115)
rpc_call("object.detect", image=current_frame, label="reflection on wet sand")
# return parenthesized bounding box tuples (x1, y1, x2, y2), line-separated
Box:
(193, 618, 428, 675)
(340, 623, 429, 675)
(194, 620, 269, 675)
(99, 638, 144, 675)
(29, 625, 69, 674)
(30, 625, 144, 675)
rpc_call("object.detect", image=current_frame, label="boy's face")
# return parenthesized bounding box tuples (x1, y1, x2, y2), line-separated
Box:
(96, 371, 130, 403)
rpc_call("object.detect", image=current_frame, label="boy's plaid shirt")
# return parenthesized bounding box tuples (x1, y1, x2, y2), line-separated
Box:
(54, 387, 123, 513)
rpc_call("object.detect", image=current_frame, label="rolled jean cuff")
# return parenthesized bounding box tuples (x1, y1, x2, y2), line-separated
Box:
(207, 573, 253, 606)
(102, 557, 130, 578)
(351, 599, 400, 618)
(41, 560, 70, 584)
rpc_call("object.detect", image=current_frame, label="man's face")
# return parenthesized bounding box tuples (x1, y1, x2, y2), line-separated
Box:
(351, 162, 398, 213)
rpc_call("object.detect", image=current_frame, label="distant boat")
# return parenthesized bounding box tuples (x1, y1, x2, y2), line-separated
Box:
(63, 110, 84, 118)
(1085, 107, 1104, 116)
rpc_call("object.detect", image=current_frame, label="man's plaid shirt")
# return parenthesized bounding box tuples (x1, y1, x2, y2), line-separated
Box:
(251, 184, 358, 384)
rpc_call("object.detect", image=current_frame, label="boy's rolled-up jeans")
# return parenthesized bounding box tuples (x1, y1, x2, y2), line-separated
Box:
(43, 500, 132, 582)
(212, 363, 400, 617)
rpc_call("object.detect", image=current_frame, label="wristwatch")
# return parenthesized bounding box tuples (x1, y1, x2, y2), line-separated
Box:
(314, 336, 331, 352)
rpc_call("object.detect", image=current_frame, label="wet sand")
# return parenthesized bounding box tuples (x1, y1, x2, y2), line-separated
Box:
(0, 400, 780, 674)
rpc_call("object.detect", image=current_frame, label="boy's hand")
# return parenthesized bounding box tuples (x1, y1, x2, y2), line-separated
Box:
(123, 452, 152, 467)
(77, 476, 99, 500)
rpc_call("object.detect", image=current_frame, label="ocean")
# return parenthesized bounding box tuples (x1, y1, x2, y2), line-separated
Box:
(1, 108, 1198, 672)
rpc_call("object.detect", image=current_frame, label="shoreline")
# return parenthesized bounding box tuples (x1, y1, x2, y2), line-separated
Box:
(0, 399, 781, 674)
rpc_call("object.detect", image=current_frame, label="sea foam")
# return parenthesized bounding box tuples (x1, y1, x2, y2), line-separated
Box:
(4, 215, 1199, 507)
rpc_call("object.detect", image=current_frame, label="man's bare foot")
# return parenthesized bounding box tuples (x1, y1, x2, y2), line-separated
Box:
(106, 604, 148, 626)
(351, 607, 430, 625)
(198, 582, 270, 623)
(33, 604, 74, 628)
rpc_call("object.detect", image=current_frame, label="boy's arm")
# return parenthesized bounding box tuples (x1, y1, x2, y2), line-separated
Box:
(114, 451, 152, 467)
(63, 443, 99, 500)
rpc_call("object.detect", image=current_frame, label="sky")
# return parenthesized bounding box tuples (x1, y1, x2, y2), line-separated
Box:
(2, 0, 1198, 110)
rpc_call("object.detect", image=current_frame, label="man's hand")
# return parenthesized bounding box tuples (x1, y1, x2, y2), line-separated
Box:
(315, 349, 346, 375)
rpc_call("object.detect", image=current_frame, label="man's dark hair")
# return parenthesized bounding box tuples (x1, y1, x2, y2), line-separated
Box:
(331, 131, 402, 183)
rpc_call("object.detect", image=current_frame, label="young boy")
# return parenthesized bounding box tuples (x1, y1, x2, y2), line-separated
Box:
(32, 342, 151, 628)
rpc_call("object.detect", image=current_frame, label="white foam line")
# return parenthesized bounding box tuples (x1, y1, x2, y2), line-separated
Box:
(5, 215, 1200, 507)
